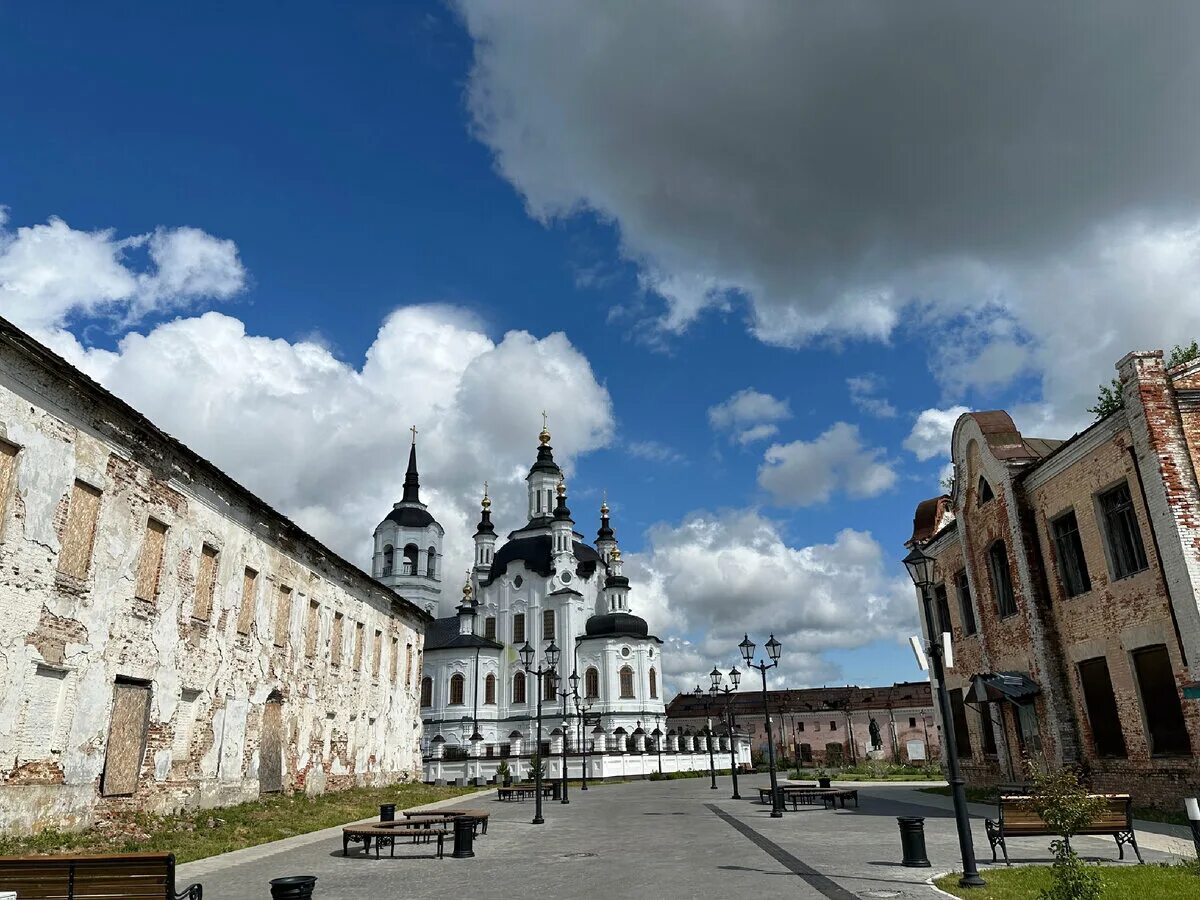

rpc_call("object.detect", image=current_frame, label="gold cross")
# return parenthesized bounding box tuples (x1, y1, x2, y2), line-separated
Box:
(410, 425, 418, 444)
(541, 410, 548, 430)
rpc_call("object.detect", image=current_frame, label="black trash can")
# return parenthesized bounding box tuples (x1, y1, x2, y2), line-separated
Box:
(379, 803, 396, 822)
(897, 816, 931, 867)
(269, 875, 317, 899)
(451, 816, 477, 859)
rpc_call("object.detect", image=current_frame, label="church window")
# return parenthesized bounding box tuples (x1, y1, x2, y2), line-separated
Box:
(420, 676, 432, 707)
(649, 667, 658, 699)
(536, 491, 543, 514)
(485, 674, 496, 705)
(382, 545, 394, 577)
(402, 544, 418, 575)
(449, 673, 465, 705)
(512, 671, 526, 704)
(542, 608, 555, 640)
(513, 613, 526, 644)
(619, 666, 635, 699)
(513, 575, 523, 589)
(484, 617, 496, 640)
(427, 546, 436, 577)
(978, 476, 995, 505)
(585, 667, 599, 699)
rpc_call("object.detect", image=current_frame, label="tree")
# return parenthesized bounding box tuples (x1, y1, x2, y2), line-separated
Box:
(1023, 764, 1107, 900)
(1088, 341, 1200, 420)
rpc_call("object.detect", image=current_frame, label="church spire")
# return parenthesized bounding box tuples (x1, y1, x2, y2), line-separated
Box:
(402, 425, 421, 504)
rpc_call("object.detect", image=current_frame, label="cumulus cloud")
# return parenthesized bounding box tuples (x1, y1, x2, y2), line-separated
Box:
(757, 423, 896, 506)
(627, 439, 685, 464)
(623, 511, 918, 691)
(708, 388, 791, 445)
(847, 374, 897, 419)
(0, 209, 245, 332)
(904, 406, 971, 461)
(457, 2, 1200, 419)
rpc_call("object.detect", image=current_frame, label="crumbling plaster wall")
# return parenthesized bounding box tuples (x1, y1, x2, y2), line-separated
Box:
(0, 352, 425, 834)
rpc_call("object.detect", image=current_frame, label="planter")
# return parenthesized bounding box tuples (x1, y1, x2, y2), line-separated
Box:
(818, 777, 832, 788)
(269, 875, 317, 899)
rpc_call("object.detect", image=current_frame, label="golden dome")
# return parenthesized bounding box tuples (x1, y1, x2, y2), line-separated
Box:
(610, 546, 622, 562)
(481, 481, 491, 510)
(462, 572, 473, 598)
(556, 477, 567, 497)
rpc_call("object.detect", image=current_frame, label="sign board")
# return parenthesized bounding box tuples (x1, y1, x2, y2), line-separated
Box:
(583, 713, 603, 727)
(906, 739, 927, 761)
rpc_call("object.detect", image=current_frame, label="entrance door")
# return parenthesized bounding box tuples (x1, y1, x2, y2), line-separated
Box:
(259, 698, 283, 793)
(101, 679, 152, 796)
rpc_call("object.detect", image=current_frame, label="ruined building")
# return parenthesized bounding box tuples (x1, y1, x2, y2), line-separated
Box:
(907, 349, 1200, 806)
(0, 316, 430, 833)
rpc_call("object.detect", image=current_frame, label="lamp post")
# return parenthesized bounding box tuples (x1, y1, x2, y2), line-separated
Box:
(904, 545, 985, 888)
(740, 633, 784, 817)
(555, 670, 579, 804)
(653, 713, 664, 775)
(692, 685, 719, 790)
(575, 692, 593, 791)
(712, 665, 743, 800)
(519, 639, 560, 826)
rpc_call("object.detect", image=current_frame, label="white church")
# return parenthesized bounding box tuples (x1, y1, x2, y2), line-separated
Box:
(371, 424, 738, 782)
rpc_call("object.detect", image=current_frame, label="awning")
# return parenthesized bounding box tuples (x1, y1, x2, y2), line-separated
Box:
(967, 672, 1040, 705)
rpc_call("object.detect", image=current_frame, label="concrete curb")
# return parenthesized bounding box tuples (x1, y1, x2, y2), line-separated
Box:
(924, 870, 958, 898)
(176, 786, 494, 881)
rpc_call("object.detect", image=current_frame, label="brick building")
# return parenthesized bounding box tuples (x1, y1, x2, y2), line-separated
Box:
(0, 317, 430, 834)
(666, 682, 936, 767)
(907, 349, 1200, 806)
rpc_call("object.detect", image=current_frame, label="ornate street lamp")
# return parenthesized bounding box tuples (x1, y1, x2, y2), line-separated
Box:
(653, 713, 664, 775)
(904, 545, 985, 888)
(713, 665, 743, 800)
(575, 690, 594, 791)
(554, 669, 580, 804)
(520, 639, 560, 826)
(692, 685, 719, 790)
(740, 633, 784, 817)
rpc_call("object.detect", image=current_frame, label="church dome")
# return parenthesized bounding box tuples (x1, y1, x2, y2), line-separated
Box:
(382, 506, 436, 529)
(584, 611, 649, 638)
(483, 534, 602, 585)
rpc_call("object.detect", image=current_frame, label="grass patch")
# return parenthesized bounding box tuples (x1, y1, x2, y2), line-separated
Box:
(917, 787, 1190, 827)
(934, 863, 1200, 899)
(788, 762, 943, 782)
(920, 785, 996, 803)
(0, 782, 474, 864)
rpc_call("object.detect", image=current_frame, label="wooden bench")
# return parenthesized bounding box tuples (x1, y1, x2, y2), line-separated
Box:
(341, 821, 451, 859)
(985, 794, 1143, 865)
(496, 784, 558, 802)
(780, 788, 859, 810)
(402, 809, 490, 835)
(756, 783, 817, 803)
(0, 852, 202, 899)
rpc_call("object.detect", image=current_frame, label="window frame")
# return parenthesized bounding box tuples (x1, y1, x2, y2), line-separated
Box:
(542, 608, 555, 641)
(585, 667, 600, 700)
(1077, 656, 1127, 758)
(618, 666, 635, 699)
(987, 541, 1018, 618)
(512, 671, 527, 705)
(1097, 481, 1149, 581)
(420, 676, 432, 707)
(448, 673, 465, 706)
(1130, 644, 1191, 757)
(1050, 508, 1092, 598)
(954, 570, 977, 636)
(513, 613, 526, 645)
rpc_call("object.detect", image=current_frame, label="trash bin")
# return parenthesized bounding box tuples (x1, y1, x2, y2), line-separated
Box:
(379, 803, 396, 822)
(897, 816, 931, 867)
(451, 815, 477, 859)
(269, 875, 317, 899)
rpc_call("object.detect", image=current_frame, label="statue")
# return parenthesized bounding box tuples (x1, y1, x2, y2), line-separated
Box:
(868, 716, 882, 751)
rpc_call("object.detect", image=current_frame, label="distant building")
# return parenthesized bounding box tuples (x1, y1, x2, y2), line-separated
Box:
(0, 317, 429, 834)
(666, 682, 936, 767)
(907, 349, 1200, 806)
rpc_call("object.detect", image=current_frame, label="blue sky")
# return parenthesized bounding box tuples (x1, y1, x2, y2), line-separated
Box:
(4, 3, 1199, 693)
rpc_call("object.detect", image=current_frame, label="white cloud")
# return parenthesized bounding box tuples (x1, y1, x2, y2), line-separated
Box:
(0, 210, 245, 332)
(627, 439, 685, 464)
(904, 406, 971, 461)
(847, 374, 897, 419)
(623, 511, 917, 692)
(757, 422, 896, 506)
(708, 388, 791, 445)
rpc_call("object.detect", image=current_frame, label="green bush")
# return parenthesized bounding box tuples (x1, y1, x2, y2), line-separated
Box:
(1023, 765, 1107, 900)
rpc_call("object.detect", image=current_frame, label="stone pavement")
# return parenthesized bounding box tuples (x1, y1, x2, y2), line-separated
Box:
(182, 777, 1186, 900)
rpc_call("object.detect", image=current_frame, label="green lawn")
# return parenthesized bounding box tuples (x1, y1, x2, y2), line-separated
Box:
(0, 782, 475, 864)
(935, 865, 1200, 899)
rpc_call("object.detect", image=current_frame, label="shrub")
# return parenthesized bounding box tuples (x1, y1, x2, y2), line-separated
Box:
(1023, 765, 1107, 900)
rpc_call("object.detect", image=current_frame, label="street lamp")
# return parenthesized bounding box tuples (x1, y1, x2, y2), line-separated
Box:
(519, 638, 560, 826)
(575, 691, 594, 791)
(904, 545, 985, 888)
(692, 685, 719, 790)
(740, 633, 784, 817)
(712, 665, 743, 800)
(652, 713, 664, 775)
(554, 670, 580, 804)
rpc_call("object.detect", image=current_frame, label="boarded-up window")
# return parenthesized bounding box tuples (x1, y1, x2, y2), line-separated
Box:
(58, 480, 102, 580)
(353, 622, 364, 671)
(372, 629, 383, 678)
(194, 544, 219, 620)
(134, 518, 168, 601)
(331, 612, 345, 667)
(172, 688, 201, 764)
(304, 600, 320, 658)
(1078, 656, 1126, 758)
(390, 637, 399, 684)
(237, 568, 258, 635)
(1132, 644, 1190, 756)
(0, 440, 19, 541)
(273, 584, 292, 647)
(259, 699, 283, 794)
(405, 643, 413, 686)
(101, 680, 151, 796)
(949, 687, 972, 758)
(21, 664, 68, 759)
(513, 613, 525, 644)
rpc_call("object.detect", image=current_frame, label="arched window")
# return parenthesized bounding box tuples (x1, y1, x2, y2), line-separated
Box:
(619, 666, 635, 699)
(449, 673, 465, 705)
(649, 667, 658, 699)
(382, 545, 394, 576)
(426, 546, 436, 577)
(542, 608, 555, 640)
(512, 671, 526, 704)
(485, 673, 496, 705)
(977, 476, 995, 505)
(585, 667, 600, 699)
(402, 544, 418, 576)
(420, 676, 432, 707)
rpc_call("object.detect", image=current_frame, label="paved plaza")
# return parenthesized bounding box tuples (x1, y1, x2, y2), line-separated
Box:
(180, 778, 1191, 900)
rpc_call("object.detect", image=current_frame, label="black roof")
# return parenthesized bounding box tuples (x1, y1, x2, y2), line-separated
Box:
(581, 611, 661, 643)
(529, 441, 562, 475)
(423, 617, 505, 651)
(383, 505, 436, 529)
(482, 535, 602, 586)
